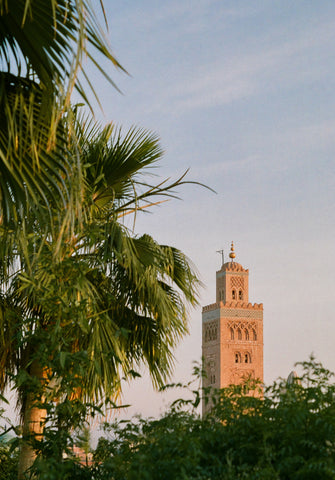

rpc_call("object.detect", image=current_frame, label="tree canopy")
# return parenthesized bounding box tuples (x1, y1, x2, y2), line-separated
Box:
(2, 357, 335, 480)
(91, 358, 335, 480)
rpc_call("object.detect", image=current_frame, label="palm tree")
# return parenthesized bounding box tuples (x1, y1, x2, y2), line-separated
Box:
(0, 3, 204, 476)
(0, 5, 123, 470)
(0, 117, 202, 476)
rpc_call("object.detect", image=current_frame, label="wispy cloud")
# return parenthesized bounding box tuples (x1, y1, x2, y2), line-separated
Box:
(146, 17, 335, 115)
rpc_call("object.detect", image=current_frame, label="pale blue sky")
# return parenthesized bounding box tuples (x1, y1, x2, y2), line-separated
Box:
(77, 0, 335, 418)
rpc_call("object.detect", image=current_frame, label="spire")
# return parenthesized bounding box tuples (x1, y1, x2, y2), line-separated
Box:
(216, 248, 224, 266)
(229, 241, 236, 261)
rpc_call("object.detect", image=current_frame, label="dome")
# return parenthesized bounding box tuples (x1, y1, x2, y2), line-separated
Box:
(221, 261, 247, 272)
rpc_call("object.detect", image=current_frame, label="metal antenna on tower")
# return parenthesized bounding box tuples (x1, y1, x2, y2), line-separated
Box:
(216, 249, 224, 266)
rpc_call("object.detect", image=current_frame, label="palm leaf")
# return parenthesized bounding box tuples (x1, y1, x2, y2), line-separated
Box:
(0, 0, 124, 225)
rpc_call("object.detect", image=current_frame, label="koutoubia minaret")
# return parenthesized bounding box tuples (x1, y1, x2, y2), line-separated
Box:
(202, 242, 263, 413)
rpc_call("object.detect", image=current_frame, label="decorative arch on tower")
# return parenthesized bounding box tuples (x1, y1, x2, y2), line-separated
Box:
(227, 322, 258, 343)
(234, 352, 241, 363)
(205, 321, 218, 342)
(244, 352, 251, 364)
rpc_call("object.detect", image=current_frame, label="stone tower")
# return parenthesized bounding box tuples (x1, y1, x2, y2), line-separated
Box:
(202, 243, 263, 414)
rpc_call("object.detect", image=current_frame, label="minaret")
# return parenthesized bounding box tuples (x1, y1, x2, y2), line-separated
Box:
(202, 242, 263, 414)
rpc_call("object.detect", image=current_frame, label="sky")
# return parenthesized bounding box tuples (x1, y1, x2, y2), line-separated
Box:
(3, 1, 335, 424)
(76, 0, 335, 420)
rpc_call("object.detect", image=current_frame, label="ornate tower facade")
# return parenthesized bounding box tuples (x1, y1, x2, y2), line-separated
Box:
(202, 243, 263, 414)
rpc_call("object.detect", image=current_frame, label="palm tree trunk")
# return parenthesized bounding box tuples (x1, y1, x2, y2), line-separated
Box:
(18, 360, 47, 479)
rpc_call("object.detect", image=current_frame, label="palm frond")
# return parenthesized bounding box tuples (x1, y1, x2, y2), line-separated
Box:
(0, 0, 124, 105)
(73, 115, 212, 224)
(0, 109, 205, 414)
(0, 0, 124, 225)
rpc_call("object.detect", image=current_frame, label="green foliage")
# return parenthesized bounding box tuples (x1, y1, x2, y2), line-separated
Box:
(0, 442, 19, 480)
(93, 412, 205, 480)
(90, 358, 335, 480)
(2, 357, 335, 479)
(0, 412, 19, 480)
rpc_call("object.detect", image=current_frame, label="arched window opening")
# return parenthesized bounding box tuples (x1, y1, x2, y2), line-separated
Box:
(253, 329, 257, 341)
(244, 353, 251, 364)
(232, 289, 236, 300)
(239, 290, 243, 300)
(230, 327, 234, 340)
(245, 329, 249, 340)
(237, 328, 242, 340)
(235, 352, 241, 363)
(205, 323, 218, 342)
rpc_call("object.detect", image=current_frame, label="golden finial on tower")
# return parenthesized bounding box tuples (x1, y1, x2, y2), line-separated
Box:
(229, 241, 236, 260)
